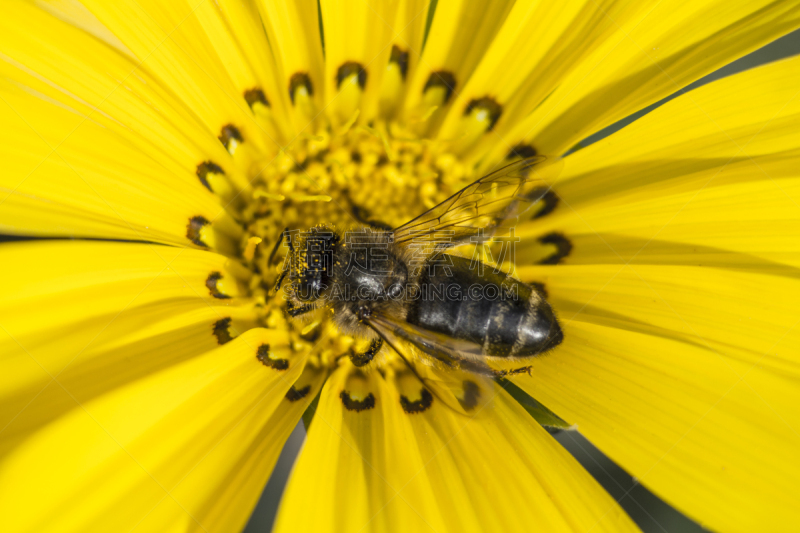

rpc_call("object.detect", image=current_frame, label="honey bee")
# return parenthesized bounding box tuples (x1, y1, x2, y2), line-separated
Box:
(273, 156, 563, 413)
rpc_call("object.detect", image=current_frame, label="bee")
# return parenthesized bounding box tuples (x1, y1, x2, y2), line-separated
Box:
(273, 156, 563, 413)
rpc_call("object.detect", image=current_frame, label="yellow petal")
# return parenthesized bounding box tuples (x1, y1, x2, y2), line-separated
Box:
(144, 363, 327, 533)
(511, 273, 800, 532)
(523, 57, 800, 271)
(0, 329, 303, 531)
(435, 2, 602, 150)
(507, 57, 800, 532)
(378, 0, 431, 117)
(79, 0, 278, 155)
(0, 328, 304, 533)
(255, 0, 325, 134)
(319, 0, 401, 125)
(452, 1, 658, 162)
(400, 0, 514, 131)
(274, 364, 639, 533)
(491, 0, 800, 160)
(0, 77, 236, 246)
(0, 241, 255, 454)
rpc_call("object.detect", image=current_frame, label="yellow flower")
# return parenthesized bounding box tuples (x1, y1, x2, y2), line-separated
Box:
(1, 1, 799, 532)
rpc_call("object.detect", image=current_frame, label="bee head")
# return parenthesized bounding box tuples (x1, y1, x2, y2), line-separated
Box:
(290, 225, 340, 302)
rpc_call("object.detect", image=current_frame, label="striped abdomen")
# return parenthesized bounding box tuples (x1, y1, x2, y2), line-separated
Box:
(405, 255, 562, 358)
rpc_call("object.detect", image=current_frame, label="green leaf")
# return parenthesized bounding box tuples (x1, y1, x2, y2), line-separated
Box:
(496, 377, 573, 430)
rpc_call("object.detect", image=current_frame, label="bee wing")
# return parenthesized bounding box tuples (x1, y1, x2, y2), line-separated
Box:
(391, 156, 561, 249)
(366, 312, 496, 415)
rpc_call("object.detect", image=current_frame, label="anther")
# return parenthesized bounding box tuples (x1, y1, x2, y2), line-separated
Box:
(289, 72, 314, 104)
(340, 390, 375, 412)
(390, 45, 409, 79)
(423, 71, 457, 104)
(219, 124, 243, 153)
(186, 216, 211, 247)
(532, 190, 559, 219)
(244, 88, 269, 110)
(506, 144, 537, 160)
(458, 380, 481, 411)
(464, 97, 503, 131)
(256, 344, 289, 370)
(537, 233, 573, 265)
(196, 162, 225, 193)
(337, 61, 367, 90)
(349, 338, 382, 367)
(206, 271, 232, 299)
(286, 385, 311, 401)
(212, 317, 233, 345)
(400, 388, 433, 414)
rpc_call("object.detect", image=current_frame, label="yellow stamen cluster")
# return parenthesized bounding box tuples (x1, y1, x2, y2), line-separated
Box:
(236, 121, 472, 370)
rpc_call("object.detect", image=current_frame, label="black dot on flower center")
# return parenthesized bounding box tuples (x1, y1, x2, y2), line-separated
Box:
(464, 96, 503, 131)
(206, 271, 232, 299)
(400, 388, 433, 414)
(244, 88, 269, 110)
(390, 45, 409, 79)
(506, 143, 537, 159)
(349, 338, 382, 367)
(340, 390, 375, 412)
(533, 190, 559, 219)
(537, 232, 573, 265)
(336, 61, 367, 90)
(196, 161, 224, 192)
(286, 385, 311, 401)
(289, 72, 313, 104)
(256, 344, 289, 371)
(212, 317, 233, 345)
(186, 215, 210, 247)
(218, 124, 243, 150)
(423, 70, 457, 104)
(458, 380, 481, 411)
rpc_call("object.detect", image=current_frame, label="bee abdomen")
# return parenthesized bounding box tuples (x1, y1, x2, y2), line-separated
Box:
(406, 255, 562, 358)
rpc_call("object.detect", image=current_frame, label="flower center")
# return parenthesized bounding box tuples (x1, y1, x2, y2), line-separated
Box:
(236, 120, 472, 372)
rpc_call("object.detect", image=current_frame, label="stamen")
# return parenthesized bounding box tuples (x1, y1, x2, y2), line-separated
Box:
(253, 190, 286, 201)
(289, 72, 313, 104)
(244, 88, 270, 110)
(390, 45, 410, 79)
(219, 124, 243, 154)
(400, 388, 433, 414)
(464, 97, 503, 131)
(458, 380, 481, 411)
(537, 233, 573, 265)
(289, 194, 331, 202)
(336, 62, 367, 90)
(257, 344, 289, 370)
(206, 271, 232, 299)
(340, 390, 375, 412)
(286, 385, 311, 401)
(186, 215, 211, 248)
(213, 317, 233, 345)
(337, 109, 360, 136)
(506, 143, 537, 159)
(423, 70, 457, 104)
(243, 236, 262, 262)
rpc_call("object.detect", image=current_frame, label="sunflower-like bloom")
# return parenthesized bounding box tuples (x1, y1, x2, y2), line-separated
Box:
(1, 1, 799, 532)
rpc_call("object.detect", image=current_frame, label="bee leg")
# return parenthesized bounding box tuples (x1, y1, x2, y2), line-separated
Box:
(268, 227, 289, 266)
(349, 338, 383, 367)
(273, 268, 289, 292)
(286, 301, 315, 317)
(493, 365, 533, 378)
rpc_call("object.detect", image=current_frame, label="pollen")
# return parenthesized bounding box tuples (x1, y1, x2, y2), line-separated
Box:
(213, 117, 474, 374)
